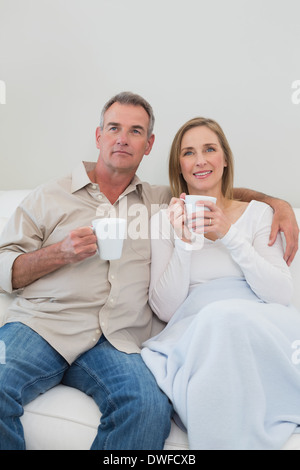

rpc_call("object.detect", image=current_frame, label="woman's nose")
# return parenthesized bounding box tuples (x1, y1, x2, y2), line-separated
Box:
(195, 152, 207, 165)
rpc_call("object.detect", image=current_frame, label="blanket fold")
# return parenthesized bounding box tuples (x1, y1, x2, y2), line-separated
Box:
(142, 277, 300, 450)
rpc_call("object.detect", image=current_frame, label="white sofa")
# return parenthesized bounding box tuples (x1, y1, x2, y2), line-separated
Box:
(0, 189, 300, 450)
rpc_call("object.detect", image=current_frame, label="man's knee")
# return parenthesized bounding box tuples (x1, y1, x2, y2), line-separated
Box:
(136, 368, 173, 425)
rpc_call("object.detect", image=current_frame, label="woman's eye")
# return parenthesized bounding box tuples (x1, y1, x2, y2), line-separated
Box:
(183, 151, 193, 156)
(206, 147, 216, 152)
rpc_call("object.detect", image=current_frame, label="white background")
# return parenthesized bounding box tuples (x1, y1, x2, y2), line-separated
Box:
(1, 0, 300, 205)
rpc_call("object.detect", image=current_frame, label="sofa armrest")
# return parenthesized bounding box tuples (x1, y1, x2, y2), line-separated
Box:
(0, 293, 15, 327)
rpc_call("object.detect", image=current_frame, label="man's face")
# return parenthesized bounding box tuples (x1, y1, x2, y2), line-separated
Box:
(96, 102, 155, 175)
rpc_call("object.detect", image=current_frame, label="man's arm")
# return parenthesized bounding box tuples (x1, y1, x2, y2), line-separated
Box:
(233, 188, 299, 266)
(12, 227, 97, 289)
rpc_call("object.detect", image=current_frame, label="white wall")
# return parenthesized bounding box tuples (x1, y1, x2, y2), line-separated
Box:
(1, 0, 300, 205)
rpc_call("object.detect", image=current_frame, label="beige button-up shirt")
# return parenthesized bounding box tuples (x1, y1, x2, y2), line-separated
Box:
(0, 162, 171, 363)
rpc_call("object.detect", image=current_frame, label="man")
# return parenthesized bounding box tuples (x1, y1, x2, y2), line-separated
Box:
(0, 92, 298, 450)
(0, 92, 173, 450)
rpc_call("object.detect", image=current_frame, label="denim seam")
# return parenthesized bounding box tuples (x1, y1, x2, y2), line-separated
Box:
(7, 365, 68, 450)
(72, 361, 117, 450)
(19, 365, 69, 405)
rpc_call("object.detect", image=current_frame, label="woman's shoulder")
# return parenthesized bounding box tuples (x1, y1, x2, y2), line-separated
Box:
(233, 199, 273, 227)
(246, 200, 274, 216)
(226, 200, 249, 225)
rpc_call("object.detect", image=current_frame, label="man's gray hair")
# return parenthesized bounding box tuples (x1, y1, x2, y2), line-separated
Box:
(99, 91, 155, 138)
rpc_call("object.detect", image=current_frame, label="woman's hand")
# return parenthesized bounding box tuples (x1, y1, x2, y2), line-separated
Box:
(167, 193, 193, 243)
(189, 200, 232, 239)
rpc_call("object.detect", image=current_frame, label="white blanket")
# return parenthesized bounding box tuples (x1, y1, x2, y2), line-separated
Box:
(142, 277, 300, 450)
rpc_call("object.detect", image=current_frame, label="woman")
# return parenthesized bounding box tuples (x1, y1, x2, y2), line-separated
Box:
(142, 117, 300, 450)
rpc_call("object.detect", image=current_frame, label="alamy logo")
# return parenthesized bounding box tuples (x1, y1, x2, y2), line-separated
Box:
(0, 340, 6, 364)
(291, 80, 300, 105)
(0, 80, 6, 105)
(291, 340, 300, 365)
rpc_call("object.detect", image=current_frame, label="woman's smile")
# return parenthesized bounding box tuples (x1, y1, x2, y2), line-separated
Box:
(193, 170, 213, 179)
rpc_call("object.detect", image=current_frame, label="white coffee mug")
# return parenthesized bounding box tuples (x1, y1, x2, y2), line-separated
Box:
(92, 218, 126, 260)
(183, 195, 217, 232)
(184, 195, 217, 216)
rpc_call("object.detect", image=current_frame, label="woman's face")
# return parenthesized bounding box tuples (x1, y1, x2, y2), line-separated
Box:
(179, 125, 227, 196)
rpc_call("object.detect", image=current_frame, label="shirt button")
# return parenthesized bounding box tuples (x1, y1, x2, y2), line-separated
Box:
(97, 194, 103, 200)
(96, 329, 101, 334)
(92, 338, 97, 342)
(92, 184, 97, 189)
(110, 298, 114, 304)
(110, 274, 115, 280)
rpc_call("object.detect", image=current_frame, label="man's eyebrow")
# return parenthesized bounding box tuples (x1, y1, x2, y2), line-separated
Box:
(105, 122, 146, 132)
(131, 125, 146, 131)
(105, 121, 120, 128)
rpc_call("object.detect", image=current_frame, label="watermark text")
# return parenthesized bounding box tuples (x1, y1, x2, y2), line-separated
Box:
(94, 200, 204, 250)
(291, 80, 300, 105)
(0, 80, 6, 104)
(0, 340, 6, 364)
(292, 340, 300, 365)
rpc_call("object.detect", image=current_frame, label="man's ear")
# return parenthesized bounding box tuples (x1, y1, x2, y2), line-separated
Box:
(95, 127, 102, 149)
(145, 134, 155, 155)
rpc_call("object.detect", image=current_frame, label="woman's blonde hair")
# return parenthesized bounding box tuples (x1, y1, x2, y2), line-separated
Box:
(169, 117, 234, 199)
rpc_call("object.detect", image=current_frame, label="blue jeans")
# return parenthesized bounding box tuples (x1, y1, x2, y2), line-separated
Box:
(0, 322, 172, 450)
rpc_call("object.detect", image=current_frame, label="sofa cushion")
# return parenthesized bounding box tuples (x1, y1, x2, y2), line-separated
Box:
(19, 382, 300, 450)
(0, 217, 8, 234)
(21, 385, 100, 450)
(21, 384, 189, 450)
(0, 190, 31, 218)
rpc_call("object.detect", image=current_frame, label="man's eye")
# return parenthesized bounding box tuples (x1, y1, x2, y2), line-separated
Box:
(132, 129, 141, 134)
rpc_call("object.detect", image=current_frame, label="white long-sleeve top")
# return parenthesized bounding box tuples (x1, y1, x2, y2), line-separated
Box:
(149, 200, 293, 322)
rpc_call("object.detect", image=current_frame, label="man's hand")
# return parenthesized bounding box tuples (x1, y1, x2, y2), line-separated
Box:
(12, 227, 97, 290)
(268, 200, 299, 266)
(60, 227, 97, 263)
(233, 188, 299, 265)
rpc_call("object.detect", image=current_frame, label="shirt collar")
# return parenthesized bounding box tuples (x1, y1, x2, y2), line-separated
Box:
(71, 161, 95, 193)
(71, 161, 144, 197)
(122, 174, 143, 198)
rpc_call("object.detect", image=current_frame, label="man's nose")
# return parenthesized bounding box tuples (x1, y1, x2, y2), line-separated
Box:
(116, 131, 128, 145)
